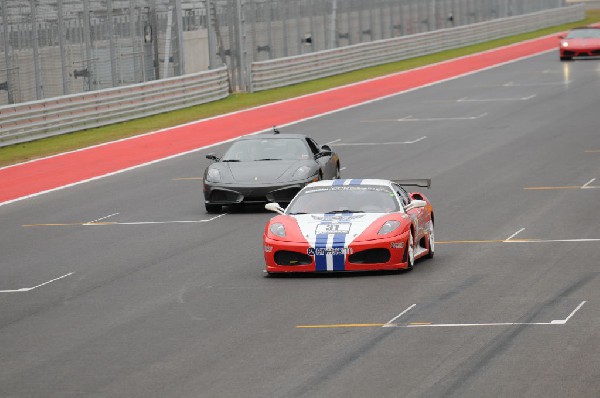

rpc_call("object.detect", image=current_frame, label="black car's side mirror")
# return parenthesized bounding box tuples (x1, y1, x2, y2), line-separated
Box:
(206, 153, 221, 161)
(319, 144, 332, 156)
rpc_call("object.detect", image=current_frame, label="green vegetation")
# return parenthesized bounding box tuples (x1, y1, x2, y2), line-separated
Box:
(1, 10, 599, 167)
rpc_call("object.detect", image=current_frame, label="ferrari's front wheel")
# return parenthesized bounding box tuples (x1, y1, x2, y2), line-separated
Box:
(426, 225, 435, 259)
(406, 232, 415, 270)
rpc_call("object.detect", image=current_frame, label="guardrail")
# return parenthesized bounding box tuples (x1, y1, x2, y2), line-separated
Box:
(249, 5, 584, 92)
(0, 66, 229, 147)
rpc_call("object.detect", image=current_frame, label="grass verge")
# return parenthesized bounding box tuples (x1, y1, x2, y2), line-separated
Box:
(1, 10, 599, 168)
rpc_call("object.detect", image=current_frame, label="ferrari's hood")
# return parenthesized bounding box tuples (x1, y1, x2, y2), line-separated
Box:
(227, 161, 299, 183)
(294, 213, 386, 244)
(565, 37, 600, 47)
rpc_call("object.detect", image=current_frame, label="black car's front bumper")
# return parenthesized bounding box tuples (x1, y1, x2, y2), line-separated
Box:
(203, 181, 305, 205)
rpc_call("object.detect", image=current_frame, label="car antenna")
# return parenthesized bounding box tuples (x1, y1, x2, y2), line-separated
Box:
(273, 126, 280, 134)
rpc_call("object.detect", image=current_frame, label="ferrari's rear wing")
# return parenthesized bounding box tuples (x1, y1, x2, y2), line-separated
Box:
(392, 179, 431, 189)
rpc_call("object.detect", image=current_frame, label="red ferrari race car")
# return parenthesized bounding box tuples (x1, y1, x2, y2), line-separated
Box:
(263, 178, 434, 274)
(559, 26, 600, 61)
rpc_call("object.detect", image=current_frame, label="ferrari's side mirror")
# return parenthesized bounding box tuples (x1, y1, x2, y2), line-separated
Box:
(405, 200, 427, 211)
(206, 153, 220, 161)
(265, 202, 285, 214)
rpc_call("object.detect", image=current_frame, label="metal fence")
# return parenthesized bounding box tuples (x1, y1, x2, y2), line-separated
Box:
(1, 0, 567, 106)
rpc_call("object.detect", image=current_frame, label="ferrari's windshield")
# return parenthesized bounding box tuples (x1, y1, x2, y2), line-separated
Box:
(286, 185, 400, 214)
(566, 28, 600, 39)
(222, 138, 311, 162)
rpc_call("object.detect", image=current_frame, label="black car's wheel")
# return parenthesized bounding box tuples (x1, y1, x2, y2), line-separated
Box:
(406, 231, 415, 270)
(560, 56, 572, 61)
(426, 224, 435, 259)
(205, 203, 221, 214)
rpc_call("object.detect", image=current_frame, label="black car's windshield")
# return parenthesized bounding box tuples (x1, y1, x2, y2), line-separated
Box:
(286, 185, 400, 214)
(222, 138, 311, 162)
(566, 28, 600, 39)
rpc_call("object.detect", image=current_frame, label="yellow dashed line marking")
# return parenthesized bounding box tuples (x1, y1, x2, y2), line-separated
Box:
(22, 222, 116, 227)
(296, 324, 386, 328)
(524, 186, 581, 190)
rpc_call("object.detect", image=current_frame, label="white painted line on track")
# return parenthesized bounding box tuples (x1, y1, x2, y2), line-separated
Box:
(397, 113, 487, 122)
(506, 238, 600, 244)
(505, 228, 526, 242)
(23, 213, 226, 227)
(389, 301, 587, 328)
(550, 301, 586, 325)
(581, 178, 597, 189)
(0, 272, 74, 293)
(92, 215, 226, 225)
(502, 81, 573, 86)
(383, 304, 417, 327)
(324, 138, 342, 145)
(85, 213, 119, 224)
(331, 136, 426, 146)
(364, 113, 488, 122)
(457, 94, 536, 102)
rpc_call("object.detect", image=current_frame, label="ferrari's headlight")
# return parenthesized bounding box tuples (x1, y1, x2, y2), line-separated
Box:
(293, 166, 311, 179)
(562, 41, 569, 47)
(269, 223, 286, 237)
(378, 220, 401, 235)
(206, 168, 221, 182)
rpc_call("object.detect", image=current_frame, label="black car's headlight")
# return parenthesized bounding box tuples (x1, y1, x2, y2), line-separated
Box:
(292, 166, 312, 179)
(206, 168, 221, 182)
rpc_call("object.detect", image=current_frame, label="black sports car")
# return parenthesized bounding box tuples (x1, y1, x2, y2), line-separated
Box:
(202, 131, 340, 213)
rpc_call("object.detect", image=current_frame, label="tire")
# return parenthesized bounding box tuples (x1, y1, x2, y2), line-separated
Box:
(560, 56, 572, 61)
(426, 224, 435, 259)
(406, 231, 415, 270)
(205, 203, 221, 214)
(335, 163, 341, 179)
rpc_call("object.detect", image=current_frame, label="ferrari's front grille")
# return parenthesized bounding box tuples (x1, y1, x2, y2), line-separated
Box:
(274, 250, 312, 266)
(348, 249, 391, 264)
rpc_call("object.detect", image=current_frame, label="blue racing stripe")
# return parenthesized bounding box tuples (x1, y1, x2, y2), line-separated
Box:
(314, 233, 329, 272)
(332, 233, 346, 271)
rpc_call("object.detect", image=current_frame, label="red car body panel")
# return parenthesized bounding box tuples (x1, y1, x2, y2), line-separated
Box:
(559, 27, 600, 59)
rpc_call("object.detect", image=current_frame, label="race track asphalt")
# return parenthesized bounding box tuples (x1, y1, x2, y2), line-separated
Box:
(0, 50, 599, 397)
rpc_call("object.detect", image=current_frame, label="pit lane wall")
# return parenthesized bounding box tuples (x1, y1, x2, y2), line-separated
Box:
(0, 4, 584, 147)
(249, 5, 584, 92)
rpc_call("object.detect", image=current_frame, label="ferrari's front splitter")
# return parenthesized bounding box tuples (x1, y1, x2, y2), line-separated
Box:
(264, 231, 414, 273)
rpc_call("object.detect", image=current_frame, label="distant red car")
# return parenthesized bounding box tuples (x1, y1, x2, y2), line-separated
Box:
(559, 26, 600, 61)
